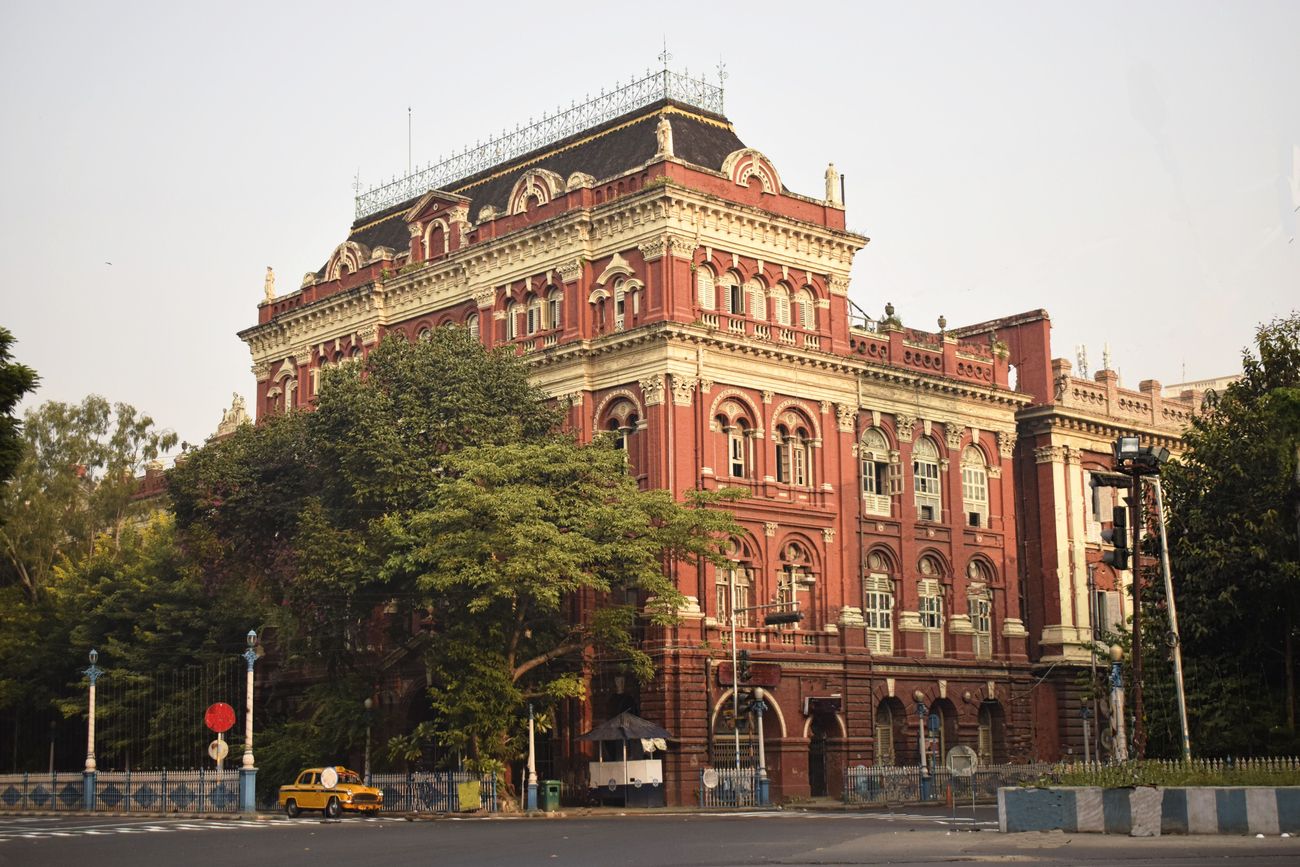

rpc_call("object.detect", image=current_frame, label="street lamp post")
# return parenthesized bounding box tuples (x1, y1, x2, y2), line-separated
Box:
(240, 630, 258, 814)
(753, 688, 769, 806)
(363, 697, 373, 784)
(1109, 644, 1128, 762)
(913, 690, 930, 800)
(526, 702, 538, 812)
(83, 649, 102, 810)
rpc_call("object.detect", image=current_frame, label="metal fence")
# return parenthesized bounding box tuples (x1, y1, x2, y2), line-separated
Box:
(0, 770, 241, 813)
(697, 766, 762, 808)
(843, 764, 1054, 806)
(368, 771, 498, 814)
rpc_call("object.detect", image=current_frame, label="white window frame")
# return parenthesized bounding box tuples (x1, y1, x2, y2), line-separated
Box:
(863, 572, 894, 654)
(918, 578, 943, 657)
(969, 594, 992, 660)
(913, 438, 942, 521)
(961, 446, 989, 528)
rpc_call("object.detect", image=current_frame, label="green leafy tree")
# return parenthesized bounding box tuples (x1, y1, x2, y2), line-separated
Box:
(0, 326, 39, 486)
(1158, 313, 1300, 755)
(0, 396, 177, 602)
(381, 438, 738, 770)
(169, 328, 738, 780)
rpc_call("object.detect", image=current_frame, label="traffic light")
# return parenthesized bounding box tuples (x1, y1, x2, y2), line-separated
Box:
(763, 610, 805, 626)
(1102, 500, 1130, 571)
(737, 650, 753, 683)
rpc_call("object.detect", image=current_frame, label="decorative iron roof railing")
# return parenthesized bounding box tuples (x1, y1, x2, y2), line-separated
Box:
(354, 69, 725, 219)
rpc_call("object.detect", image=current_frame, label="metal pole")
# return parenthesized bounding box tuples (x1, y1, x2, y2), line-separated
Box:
(526, 702, 538, 811)
(84, 651, 101, 772)
(1150, 478, 1192, 761)
(1110, 649, 1128, 762)
(363, 697, 373, 783)
(730, 569, 740, 776)
(1086, 563, 1097, 765)
(242, 634, 256, 769)
(754, 688, 769, 805)
(1129, 471, 1145, 759)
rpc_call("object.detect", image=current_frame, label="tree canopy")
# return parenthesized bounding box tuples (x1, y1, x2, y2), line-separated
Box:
(1155, 312, 1300, 755)
(169, 327, 738, 775)
(0, 326, 39, 486)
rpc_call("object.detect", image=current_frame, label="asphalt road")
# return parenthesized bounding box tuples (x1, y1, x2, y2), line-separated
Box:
(1, 809, 1296, 866)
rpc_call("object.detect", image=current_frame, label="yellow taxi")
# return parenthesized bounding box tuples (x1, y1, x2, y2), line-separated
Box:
(278, 766, 383, 818)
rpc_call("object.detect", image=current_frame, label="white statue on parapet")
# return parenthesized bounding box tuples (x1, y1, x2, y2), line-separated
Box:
(215, 392, 251, 439)
(655, 115, 674, 158)
(264, 266, 276, 302)
(825, 163, 841, 206)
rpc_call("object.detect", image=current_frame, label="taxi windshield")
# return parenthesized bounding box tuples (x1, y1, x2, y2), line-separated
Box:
(338, 772, 361, 784)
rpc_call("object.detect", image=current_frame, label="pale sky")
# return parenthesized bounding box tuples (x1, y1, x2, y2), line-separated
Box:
(2, 1, 1296, 454)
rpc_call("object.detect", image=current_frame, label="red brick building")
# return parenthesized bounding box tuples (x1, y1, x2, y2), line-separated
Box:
(240, 73, 1073, 803)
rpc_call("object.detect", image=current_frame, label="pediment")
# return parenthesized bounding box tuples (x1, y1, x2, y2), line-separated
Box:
(404, 189, 471, 224)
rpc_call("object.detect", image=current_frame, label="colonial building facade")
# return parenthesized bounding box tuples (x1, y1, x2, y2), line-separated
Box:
(239, 73, 1088, 803)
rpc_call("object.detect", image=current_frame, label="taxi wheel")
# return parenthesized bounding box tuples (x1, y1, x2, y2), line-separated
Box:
(324, 797, 341, 819)
(284, 799, 300, 818)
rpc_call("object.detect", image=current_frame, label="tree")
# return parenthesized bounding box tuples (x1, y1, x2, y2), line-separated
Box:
(380, 437, 737, 771)
(0, 326, 39, 486)
(1159, 313, 1300, 755)
(0, 396, 177, 602)
(169, 328, 738, 778)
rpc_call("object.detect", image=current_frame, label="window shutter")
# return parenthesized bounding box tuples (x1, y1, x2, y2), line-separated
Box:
(697, 270, 715, 310)
(875, 723, 894, 766)
(1105, 591, 1123, 634)
(888, 459, 903, 496)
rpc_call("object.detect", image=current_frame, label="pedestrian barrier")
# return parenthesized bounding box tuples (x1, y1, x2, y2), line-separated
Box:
(0, 770, 241, 813)
(697, 766, 761, 807)
(843, 763, 1054, 806)
(368, 771, 497, 814)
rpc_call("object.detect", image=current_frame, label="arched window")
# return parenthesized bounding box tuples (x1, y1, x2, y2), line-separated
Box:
(772, 284, 792, 326)
(716, 539, 755, 626)
(775, 414, 813, 487)
(875, 698, 907, 766)
(918, 555, 945, 658)
(715, 400, 756, 480)
(426, 224, 446, 258)
(526, 294, 542, 336)
(913, 437, 942, 521)
(860, 427, 893, 517)
(546, 288, 562, 330)
(777, 541, 813, 628)
(613, 279, 627, 331)
(864, 550, 894, 654)
(505, 301, 519, 340)
(795, 286, 816, 329)
(961, 445, 989, 528)
(696, 266, 716, 311)
(744, 279, 766, 321)
(602, 398, 641, 473)
(466, 312, 480, 341)
(720, 271, 743, 315)
(417, 327, 432, 342)
(969, 589, 993, 660)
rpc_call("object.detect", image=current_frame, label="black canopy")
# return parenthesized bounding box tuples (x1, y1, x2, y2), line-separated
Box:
(578, 711, 673, 742)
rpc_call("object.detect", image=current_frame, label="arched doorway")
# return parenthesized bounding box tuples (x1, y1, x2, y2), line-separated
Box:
(874, 697, 908, 766)
(808, 714, 837, 796)
(928, 698, 959, 771)
(977, 700, 1007, 765)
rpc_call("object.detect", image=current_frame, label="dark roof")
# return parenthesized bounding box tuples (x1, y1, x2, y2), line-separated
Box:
(578, 711, 675, 742)
(342, 99, 748, 252)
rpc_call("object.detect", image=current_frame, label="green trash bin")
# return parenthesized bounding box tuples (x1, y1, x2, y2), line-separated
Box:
(541, 780, 562, 812)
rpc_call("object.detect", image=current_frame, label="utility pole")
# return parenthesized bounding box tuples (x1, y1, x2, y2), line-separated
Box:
(1130, 469, 1144, 759)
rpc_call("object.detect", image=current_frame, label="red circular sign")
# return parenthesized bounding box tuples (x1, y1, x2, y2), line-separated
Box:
(205, 702, 236, 733)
